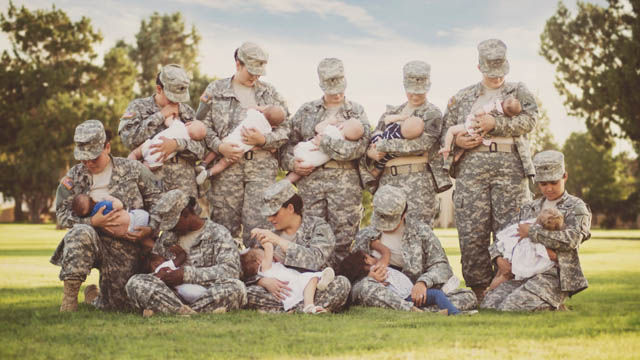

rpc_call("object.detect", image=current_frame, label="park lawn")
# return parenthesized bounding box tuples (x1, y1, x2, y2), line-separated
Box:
(1, 224, 639, 360)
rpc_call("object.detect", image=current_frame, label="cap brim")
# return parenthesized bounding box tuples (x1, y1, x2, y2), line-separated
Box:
(534, 172, 563, 182)
(159, 215, 180, 232)
(74, 146, 102, 161)
(247, 66, 266, 76)
(404, 85, 427, 94)
(320, 80, 346, 95)
(165, 90, 190, 103)
(479, 59, 510, 78)
(372, 212, 402, 232)
(260, 204, 280, 218)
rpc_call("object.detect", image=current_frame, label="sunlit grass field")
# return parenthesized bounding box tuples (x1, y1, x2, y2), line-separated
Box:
(1, 224, 639, 359)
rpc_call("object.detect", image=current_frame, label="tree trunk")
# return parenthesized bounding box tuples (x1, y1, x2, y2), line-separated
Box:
(12, 192, 25, 222)
(26, 195, 44, 224)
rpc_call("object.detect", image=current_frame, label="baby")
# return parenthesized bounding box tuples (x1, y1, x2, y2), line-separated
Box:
(286, 116, 365, 183)
(487, 208, 564, 293)
(440, 97, 522, 161)
(128, 117, 207, 171)
(147, 245, 208, 304)
(196, 105, 286, 184)
(368, 114, 425, 178)
(241, 242, 335, 314)
(339, 240, 461, 315)
(71, 194, 150, 239)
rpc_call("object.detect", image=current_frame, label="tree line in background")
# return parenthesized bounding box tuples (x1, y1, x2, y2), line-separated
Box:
(0, 1, 637, 227)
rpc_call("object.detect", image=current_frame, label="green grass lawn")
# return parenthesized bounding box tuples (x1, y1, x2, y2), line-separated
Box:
(1, 224, 639, 359)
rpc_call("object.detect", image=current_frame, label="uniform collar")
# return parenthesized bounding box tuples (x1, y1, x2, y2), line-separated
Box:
(220, 76, 268, 100)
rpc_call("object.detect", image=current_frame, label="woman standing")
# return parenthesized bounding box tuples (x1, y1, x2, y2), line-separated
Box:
(364, 60, 451, 226)
(441, 39, 538, 301)
(196, 42, 289, 246)
(281, 58, 370, 268)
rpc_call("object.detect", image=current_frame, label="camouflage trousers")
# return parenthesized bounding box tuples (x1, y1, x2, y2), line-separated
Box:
(244, 275, 351, 313)
(298, 167, 362, 268)
(453, 152, 530, 288)
(379, 166, 437, 226)
(480, 267, 567, 311)
(351, 277, 477, 311)
(126, 274, 247, 314)
(208, 154, 278, 246)
(49, 224, 141, 310)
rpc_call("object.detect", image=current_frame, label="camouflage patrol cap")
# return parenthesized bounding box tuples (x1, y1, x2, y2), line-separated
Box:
(317, 58, 347, 95)
(237, 42, 269, 76)
(533, 150, 566, 182)
(478, 39, 510, 78)
(154, 189, 190, 231)
(372, 185, 407, 231)
(159, 64, 190, 103)
(74, 120, 106, 161)
(261, 179, 297, 217)
(403, 61, 431, 94)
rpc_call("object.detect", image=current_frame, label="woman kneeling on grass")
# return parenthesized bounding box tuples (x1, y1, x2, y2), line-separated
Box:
(481, 150, 592, 311)
(348, 184, 477, 314)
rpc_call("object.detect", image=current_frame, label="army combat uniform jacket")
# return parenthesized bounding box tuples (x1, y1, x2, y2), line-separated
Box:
(126, 219, 246, 313)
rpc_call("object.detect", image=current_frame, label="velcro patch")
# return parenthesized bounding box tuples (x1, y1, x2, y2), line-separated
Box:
(200, 92, 211, 103)
(122, 111, 135, 119)
(61, 176, 73, 190)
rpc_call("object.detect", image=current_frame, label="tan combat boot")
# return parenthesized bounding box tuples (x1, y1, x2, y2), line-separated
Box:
(177, 304, 198, 316)
(84, 284, 100, 304)
(60, 280, 82, 312)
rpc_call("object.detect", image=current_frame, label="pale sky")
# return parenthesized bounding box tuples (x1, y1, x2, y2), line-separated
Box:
(3, 0, 630, 152)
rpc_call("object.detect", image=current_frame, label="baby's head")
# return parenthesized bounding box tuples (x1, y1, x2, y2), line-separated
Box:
(263, 105, 286, 128)
(148, 253, 166, 273)
(71, 194, 94, 218)
(240, 247, 265, 278)
(341, 118, 365, 141)
(338, 250, 377, 283)
(536, 208, 564, 231)
(502, 97, 522, 117)
(185, 120, 207, 141)
(400, 116, 424, 140)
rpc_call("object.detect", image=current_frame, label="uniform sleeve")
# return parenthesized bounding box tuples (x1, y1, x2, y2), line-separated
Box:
(416, 228, 454, 288)
(490, 82, 538, 137)
(261, 89, 291, 151)
(440, 96, 461, 171)
(136, 164, 162, 231)
(183, 227, 242, 283)
(284, 222, 336, 271)
(318, 108, 371, 161)
(55, 171, 91, 229)
(353, 227, 380, 253)
(200, 84, 224, 154)
(118, 100, 165, 150)
(529, 202, 592, 251)
(280, 107, 306, 172)
(375, 107, 442, 156)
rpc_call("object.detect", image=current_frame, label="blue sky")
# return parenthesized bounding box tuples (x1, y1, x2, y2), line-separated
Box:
(2, 0, 623, 150)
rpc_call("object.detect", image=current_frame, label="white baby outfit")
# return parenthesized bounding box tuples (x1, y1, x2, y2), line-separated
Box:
(155, 260, 208, 304)
(293, 124, 343, 167)
(223, 109, 273, 152)
(495, 219, 556, 280)
(141, 119, 189, 168)
(259, 262, 325, 311)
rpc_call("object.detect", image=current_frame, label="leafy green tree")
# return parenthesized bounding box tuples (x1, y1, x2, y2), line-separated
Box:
(0, 2, 102, 222)
(529, 96, 559, 154)
(129, 12, 201, 97)
(562, 132, 633, 226)
(540, 0, 640, 148)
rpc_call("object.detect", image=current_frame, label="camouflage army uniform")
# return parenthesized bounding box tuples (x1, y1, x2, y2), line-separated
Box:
(351, 223, 476, 312)
(481, 191, 591, 311)
(196, 77, 289, 245)
(361, 61, 451, 226)
(245, 180, 351, 312)
(281, 59, 370, 267)
(50, 156, 162, 310)
(118, 96, 204, 200)
(126, 219, 246, 314)
(442, 40, 538, 289)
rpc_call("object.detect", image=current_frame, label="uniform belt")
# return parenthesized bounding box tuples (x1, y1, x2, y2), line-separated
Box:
(383, 163, 427, 176)
(385, 154, 429, 167)
(322, 160, 355, 169)
(242, 149, 272, 161)
(470, 143, 515, 153)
